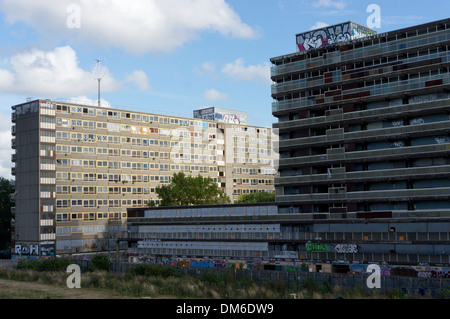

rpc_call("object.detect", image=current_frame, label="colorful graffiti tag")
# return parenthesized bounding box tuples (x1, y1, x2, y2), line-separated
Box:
(14, 243, 39, 256)
(134, 256, 450, 278)
(296, 22, 376, 52)
(305, 242, 359, 253)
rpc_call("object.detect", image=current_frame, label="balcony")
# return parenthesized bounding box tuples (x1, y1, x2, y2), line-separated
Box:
(271, 30, 450, 77)
(278, 144, 450, 168)
(276, 165, 450, 185)
(276, 186, 450, 204)
(273, 73, 450, 113)
(278, 120, 450, 149)
(274, 98, 450, 131)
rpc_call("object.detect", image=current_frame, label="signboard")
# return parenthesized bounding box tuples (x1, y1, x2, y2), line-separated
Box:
(193, 107, 247, 124)
(296, 21, 376, 52)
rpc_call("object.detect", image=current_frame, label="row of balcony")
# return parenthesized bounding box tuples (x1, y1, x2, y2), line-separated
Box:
(272, 73, 450, 113)
(276, 165, 450, 186)
(271, 51, 450, 95)
(128, 230, 450, 243)
(276, 187, 450, 203)
(271, 29, 450, 77)
(278, 120, 450, 150)
(274, 98, 450, 131)
(278, 144, 449, 168)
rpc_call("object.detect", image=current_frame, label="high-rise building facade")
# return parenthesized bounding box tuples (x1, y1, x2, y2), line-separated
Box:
(272, 19, 450, 220)
(11, 99, 276, 257)
(267, 19, 450, 266)
(122, 19, 450, 270)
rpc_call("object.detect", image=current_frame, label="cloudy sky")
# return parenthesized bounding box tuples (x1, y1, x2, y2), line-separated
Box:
(0, 0, 448, 179)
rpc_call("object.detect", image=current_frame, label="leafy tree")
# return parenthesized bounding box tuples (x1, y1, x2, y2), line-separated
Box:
(0, 178, 14, 250)
(235, 191, 275, 203)
(154, 172, 231, 206)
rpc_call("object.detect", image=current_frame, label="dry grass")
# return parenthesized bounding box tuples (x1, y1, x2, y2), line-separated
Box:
(0, 266, 432, 299)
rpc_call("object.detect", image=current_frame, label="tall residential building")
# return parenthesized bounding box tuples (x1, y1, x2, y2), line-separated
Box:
(267, 19, 450, 266)
(123, 19, 449, 270)
(11, 99, 277, 257)
(271, 19, 450, 219)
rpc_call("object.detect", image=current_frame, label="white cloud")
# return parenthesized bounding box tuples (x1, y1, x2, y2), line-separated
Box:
(222, 58, 271, 85)
(194, 61, 218, 78)
(0, 0, 258, 54)
(201, 62, 216, 73)
(126, 70, 151, 91)
(310, 21, 329, 30)
(204, 88, 228, 102)
(311, 0, 348, 10)
(0, 46, 120, 97)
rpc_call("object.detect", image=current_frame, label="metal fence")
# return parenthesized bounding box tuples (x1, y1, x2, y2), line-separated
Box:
(0, 259, 19, 268)
(1, 259, 448, 298)
(109, 261, 449, 298)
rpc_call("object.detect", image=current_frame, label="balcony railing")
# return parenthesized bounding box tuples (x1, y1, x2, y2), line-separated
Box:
(273, 73, 450, 113)
(271, 30, 450, 77)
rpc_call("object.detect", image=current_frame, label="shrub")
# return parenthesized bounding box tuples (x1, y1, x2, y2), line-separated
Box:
(89, 254, 110, 272)
(199, 271, 226, 287)
(17, 257, 72, 272)
(301, 277, 319, 293)
(128, 264, 184, 278)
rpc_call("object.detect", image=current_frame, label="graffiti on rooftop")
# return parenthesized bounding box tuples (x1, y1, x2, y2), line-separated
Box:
(296, 22, 376, 52)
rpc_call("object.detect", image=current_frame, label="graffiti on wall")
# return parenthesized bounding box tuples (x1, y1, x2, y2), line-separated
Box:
(14, 242, 55, 257)
(215, 112, 240, 124)
(41, 241, 55, 257)
(296, 22, 376, 52)
(14, 243, 39, 256)
(417, 270, 450, 278)
(305, 242, 359, 253)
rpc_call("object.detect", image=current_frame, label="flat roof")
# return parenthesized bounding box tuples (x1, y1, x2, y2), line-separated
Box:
(12, 98, 271, 129)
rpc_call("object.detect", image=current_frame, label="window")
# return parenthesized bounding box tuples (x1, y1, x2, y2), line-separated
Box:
(83, 187, 96, 194)
(83, 200, 97, 208)
(56, 200, 70, 208)
(56, 131, 70, 140)
(56, 172, 70, 181)
(57, 159, 70, 167)
(56, 186, 70, 194)
(83, 160, 96, 168)
(83, 173, 96, 181)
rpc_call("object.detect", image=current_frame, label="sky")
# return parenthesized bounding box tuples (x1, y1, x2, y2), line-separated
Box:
(0, 0, 448, 179)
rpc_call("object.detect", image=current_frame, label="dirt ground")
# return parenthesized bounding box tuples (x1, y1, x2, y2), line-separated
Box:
(0, 278, 137, 299)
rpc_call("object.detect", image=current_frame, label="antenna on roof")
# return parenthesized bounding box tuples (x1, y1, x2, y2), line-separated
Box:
(93, 58, 106, 107)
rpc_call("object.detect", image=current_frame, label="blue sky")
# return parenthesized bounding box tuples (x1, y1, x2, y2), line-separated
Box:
(0, 0, 448, 178)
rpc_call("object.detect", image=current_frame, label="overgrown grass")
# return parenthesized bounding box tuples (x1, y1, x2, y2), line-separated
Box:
(0, 262, 433, 299)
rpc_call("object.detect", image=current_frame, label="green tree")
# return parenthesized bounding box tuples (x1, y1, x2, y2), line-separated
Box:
(235, 191, 275, 203)
(0, 178, 14, 250)
(154, 172, 231, 206)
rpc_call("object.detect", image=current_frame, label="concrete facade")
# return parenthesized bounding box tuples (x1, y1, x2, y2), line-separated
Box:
(268, 19, 450, 266)
(11, 100, 276, 257)
(125, 19, 450, 270)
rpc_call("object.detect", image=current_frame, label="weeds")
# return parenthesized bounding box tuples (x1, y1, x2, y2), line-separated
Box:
(0, 263, 432, 299)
